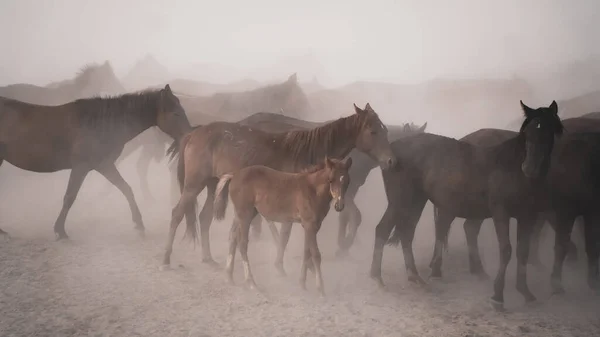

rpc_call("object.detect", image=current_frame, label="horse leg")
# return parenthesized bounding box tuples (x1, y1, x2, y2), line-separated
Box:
(582, 212, 600, 291)
(305, 222, 324, 296)
(198, 178, 218, 266)
(238, 211, 258, 290)
(95, 164, 145, 237)
(515, 214, 537, 303)
(135, 147, 154, 202)
(225, 217, 240, 284)
(548, 211, 576, 294)
(463, 218, 489, 279)
(429, 209, 455, 279)
(489, 209, 511, 312)
(370, 206, 397, 288)
(250, 215, 262, 240)
(162, 182, 204, 267)
(169, 162, 180, 207)
(274, 222, 293, 276)
(528, 214, 546, 269)
(0, 156, 9, 239)
(54, 167, 90, 240)
(545, 213, 578, 265)
(336, 199, 361, 257)
(399, 199, 428, 285)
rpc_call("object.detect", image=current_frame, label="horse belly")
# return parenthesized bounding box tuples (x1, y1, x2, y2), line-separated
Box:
(254, 194, 298, 224)
(4, 143, 71, 172)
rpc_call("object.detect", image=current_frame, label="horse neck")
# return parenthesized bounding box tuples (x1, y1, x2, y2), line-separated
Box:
(483, 133, 526, 169)
(277, 114, 360, 169)
(305, 169, 333, 202)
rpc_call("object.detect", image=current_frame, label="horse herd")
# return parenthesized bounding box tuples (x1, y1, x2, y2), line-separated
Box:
(0, 84, 599, 313)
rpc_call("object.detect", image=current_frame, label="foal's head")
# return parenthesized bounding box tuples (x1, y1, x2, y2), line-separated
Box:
(323, 157, 353, 212)
(155, 84, 192, 140)
(519, 100, 563, 179)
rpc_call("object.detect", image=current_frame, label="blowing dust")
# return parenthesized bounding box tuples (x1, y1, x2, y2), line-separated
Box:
(0, 146, 598, 337)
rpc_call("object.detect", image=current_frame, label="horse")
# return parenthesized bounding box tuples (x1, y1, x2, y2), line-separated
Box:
(161, 103, 396, 273)
(213, 157, 353, 295)
(0, 61, 125, 105)
(370, 101, 563, 312)
(428, 116, 600, 282)
(0, 84, 191, 239)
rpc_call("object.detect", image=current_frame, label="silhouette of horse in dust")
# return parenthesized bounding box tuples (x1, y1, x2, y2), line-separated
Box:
(233, 112, 427, 262)
(0, 84, 191, 239)
(0, 61, 125, 105)
(429, 115, 600, 296)
(110, 74, 312, 202)
(370, 101, 564, 312)
(213, 157, 352, 295)
(161, 103, 396, 275)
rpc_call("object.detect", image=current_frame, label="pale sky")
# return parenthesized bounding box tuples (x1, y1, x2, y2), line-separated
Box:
(1, 0, 598, 86)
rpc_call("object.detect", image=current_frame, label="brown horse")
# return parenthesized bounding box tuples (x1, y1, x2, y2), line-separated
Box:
(162, 103, 396, 271)
(213, 157, 352, 294)
(0, 84, 191, 239)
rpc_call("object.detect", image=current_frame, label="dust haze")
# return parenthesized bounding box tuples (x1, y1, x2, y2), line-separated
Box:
(1, 0, 600, 336)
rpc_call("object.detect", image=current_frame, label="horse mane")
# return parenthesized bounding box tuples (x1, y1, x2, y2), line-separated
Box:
(300, 161, 327, 173)
(74, 89, 161, 133)
(278, 112, 368, 164)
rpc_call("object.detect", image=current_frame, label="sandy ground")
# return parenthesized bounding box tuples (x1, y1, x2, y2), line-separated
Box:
(1, 160, 599, 337)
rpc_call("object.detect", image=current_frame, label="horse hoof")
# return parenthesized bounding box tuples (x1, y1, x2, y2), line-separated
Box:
(159, 264, 171, 272)
(135, 227, 146, 238)
(55, 232, 69, 241)
(274, 264, 287, 277)
(489, 298, 505, 312)
(475, 271, 491, 281)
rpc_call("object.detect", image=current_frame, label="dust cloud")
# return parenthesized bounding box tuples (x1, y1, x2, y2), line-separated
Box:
(1, 0, 600, 336)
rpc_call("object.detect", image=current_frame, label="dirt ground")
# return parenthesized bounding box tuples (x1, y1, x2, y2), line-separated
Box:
(1, 161, 599, 337)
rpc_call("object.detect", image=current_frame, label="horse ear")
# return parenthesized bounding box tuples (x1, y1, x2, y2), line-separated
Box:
(549, 100, 558, 115)
(354, 103, 364, 115)
(344, 157, 353, 169)
(164, 84, 172, 92)
(364, 103, 373, 112)
(287, 73, 297, 83)
(403, 124, 411, 132)
(520, 100, 533, 117)
(419, 122, 428, 132)
(325, 156, 334, 168)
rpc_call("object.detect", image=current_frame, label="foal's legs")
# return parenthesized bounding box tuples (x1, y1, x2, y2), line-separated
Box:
(0, 157, 10, 239)
(250, 216, 262, 240)
(274, 222, 293, 276)
(96, 163, 145, 236)
(301, 222, 324, 296)
(238, 211, 258, 289)
(225, 216, 239, 284)
(198, 178, 218, 265)
(54, 167, 90, 239)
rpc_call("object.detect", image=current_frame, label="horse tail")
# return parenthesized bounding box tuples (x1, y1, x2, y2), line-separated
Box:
(166, 125, 202, 163)
(214, 174, 234, 221)
(386, 225, 402, 246)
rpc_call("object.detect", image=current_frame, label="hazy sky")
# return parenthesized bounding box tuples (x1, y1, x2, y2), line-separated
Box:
(1, 0, 599, 86)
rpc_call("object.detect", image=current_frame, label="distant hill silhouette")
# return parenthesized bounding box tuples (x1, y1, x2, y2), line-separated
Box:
(122, 54, 171, 90)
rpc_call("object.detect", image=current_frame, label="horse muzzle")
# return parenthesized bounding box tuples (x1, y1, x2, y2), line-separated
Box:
(334, 199, 345, 212)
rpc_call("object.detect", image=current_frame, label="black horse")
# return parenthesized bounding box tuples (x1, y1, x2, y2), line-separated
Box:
(428, 116, 600, 294)
(370, 101, 564, 311)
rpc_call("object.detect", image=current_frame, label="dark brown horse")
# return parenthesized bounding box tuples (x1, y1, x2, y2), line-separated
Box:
(429, 116, 600, 283)
(0, 84, 191, 239)
(370, 101, 563, 311)
(162, 103, 396, 272)
(213, 157, 352, 294)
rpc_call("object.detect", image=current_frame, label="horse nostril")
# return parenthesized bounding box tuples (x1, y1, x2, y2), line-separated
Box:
(387, 158, 394, 168)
